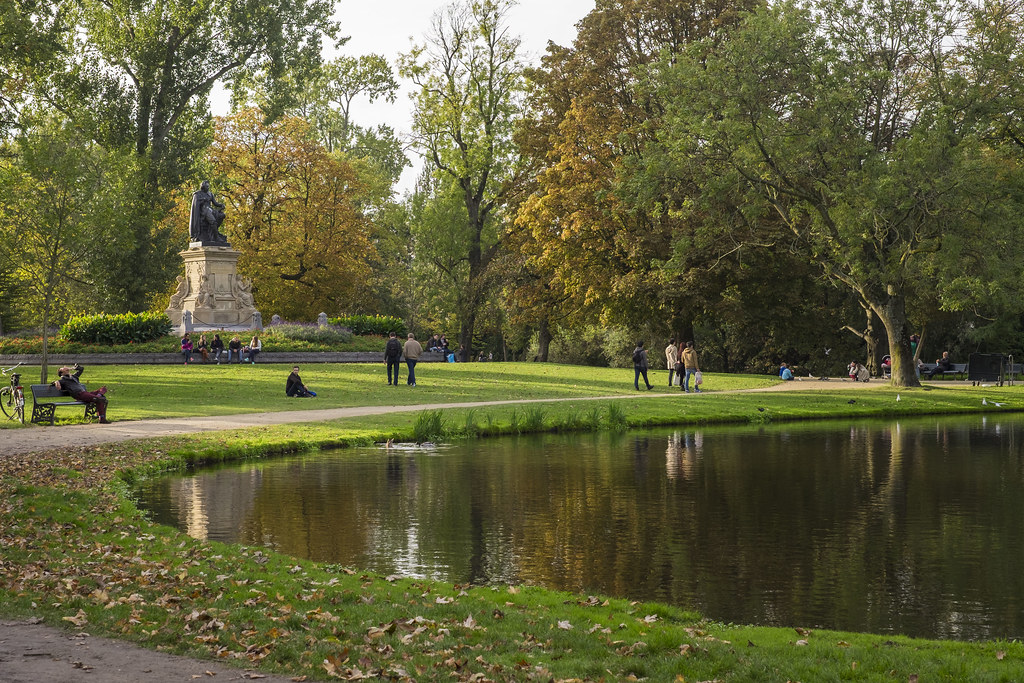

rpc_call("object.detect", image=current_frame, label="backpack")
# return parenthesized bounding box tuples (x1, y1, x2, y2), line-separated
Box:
(385, 338, 401, 358)
(632, 348, 643, 364)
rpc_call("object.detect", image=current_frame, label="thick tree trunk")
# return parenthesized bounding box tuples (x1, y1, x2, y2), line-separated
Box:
(537, 317, 551, 362)
(870, 292, 920, 388)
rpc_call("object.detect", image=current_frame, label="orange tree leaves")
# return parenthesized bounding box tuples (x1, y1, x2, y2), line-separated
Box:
(210, 109, 375, 321)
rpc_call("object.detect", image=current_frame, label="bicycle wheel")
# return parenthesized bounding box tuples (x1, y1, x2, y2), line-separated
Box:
(0, 386, 14, 421)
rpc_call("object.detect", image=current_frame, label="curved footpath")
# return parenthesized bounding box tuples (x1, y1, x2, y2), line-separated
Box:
(0, 379, 885, 682)
(0, 380, 886, 457)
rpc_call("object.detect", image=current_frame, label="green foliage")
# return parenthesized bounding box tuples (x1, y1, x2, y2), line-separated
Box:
(60, 312, 171, 345)
(606, 403, 628, 432)
(521, 405, 546, 432)
(262, 323, 352, 346)
(412, 410, 446, 443)
(328, 314, 406, 337)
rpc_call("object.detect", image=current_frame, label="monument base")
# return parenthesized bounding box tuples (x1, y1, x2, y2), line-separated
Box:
(165, 245, 260, 334)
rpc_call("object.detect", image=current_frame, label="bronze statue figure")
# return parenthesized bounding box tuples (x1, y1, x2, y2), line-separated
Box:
(189, 180, 229, 245)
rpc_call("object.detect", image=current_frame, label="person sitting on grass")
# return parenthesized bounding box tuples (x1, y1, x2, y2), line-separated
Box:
(286, 366, 316, 397)
(779, 362, 794, 380)
(54, 364, 110, 423)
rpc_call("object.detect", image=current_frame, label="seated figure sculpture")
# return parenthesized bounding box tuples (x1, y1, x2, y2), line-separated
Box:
(189, 180, 229, 245)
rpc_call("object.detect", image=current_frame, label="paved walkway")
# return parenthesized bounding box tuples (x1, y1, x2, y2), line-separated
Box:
(1, 379, 885, 456)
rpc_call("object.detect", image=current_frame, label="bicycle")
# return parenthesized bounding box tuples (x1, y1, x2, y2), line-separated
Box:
(1, 362, 25, 424)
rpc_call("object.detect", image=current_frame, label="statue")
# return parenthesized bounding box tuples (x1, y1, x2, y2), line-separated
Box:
(189, 180, 228, 245)
(233, 276, 255, 309)
(168, 275, 190, 310)
(194, 275, 215, 308)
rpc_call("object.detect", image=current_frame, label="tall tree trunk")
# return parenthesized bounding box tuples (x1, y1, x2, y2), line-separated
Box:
(870, 292, 920, 388)
(537, 317, 551, 362)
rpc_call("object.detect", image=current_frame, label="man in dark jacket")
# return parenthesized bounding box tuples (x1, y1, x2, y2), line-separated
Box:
(285, 366, 315, 397)
(384, 331, 403, 386)
(54, 364, 111, 423)
(210, 334, 225, 363)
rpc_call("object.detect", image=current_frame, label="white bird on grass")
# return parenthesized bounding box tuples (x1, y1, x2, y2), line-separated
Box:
(983, 398, 988, 405)
(993, 401, 1006, 407)
(896, 394, 901, 402)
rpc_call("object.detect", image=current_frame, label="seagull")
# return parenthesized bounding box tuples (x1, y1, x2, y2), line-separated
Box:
(993, 401, 1006, 407)
(983, 398, 988, 406)
(896, 394, 901, 402)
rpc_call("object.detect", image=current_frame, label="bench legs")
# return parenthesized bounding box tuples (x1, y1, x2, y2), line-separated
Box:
(31, 403, 57, 425)
(30, 402, 99, 425)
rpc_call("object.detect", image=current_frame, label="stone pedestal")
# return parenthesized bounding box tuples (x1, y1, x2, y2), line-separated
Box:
(165, 243, 261, 334)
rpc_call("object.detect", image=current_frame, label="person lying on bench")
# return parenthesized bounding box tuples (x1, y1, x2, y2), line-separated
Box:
(54, 364, 111, 423)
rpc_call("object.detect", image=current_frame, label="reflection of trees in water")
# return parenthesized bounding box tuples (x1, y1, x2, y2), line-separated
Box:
(141, 418, 1024, 639)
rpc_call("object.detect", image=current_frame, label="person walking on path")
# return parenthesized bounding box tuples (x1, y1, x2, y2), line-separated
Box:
(633, 340, 654, 390)
(403, 333, 423, 387)
(665, 338, 679, 387)
(681, 341, 702, 393)
(384, 331, 403, 386)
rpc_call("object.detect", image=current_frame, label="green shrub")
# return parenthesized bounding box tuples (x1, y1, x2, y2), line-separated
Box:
(412, 410, 446, 443)
(263, 323, 353, 345)
(328, 314, 406, 337)
(60, 312, 172, 345)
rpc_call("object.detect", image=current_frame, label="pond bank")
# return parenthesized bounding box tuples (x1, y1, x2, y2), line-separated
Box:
(4, 379, 1024, 681)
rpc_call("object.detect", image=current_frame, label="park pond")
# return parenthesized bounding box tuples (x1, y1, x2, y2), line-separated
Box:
(132, 414, 1024, 641)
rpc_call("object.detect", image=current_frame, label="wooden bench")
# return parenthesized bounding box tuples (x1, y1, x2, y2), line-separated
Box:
(920, 363, 968, 380)
(30, 384, 98, 425)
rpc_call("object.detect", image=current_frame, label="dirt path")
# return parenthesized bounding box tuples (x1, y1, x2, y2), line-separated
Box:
(0, 619, 296, 682)
(0, 379, 882, 456)
(0, 378, 883, 681)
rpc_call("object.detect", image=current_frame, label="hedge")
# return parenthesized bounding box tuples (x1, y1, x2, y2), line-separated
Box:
(327, 314, 406, 337)
(60, 312, 173, 345)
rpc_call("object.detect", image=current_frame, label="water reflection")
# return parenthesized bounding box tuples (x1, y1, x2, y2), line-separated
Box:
(133, 416, 1024, 640)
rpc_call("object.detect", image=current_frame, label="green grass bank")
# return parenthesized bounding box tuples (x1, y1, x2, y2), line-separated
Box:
(3, 365, 1024, 681)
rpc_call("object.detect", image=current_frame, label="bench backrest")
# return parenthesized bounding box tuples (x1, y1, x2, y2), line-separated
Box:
(31, 384, 76, 400)
(951, 363, 968, 372)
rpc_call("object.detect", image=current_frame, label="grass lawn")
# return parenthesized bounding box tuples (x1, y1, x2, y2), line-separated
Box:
(2, 362, 780, 425)
(4, 366, 1024, 680)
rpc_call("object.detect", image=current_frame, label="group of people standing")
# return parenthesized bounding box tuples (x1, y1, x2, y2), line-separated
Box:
(180, 333, 261, 365)
(632, 339, 702, 393)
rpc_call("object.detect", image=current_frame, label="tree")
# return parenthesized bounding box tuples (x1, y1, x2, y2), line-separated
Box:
(209, 109, 375, 320)
(660, 0, 1024, 386)
(30, 0, 339, 312)
(0, 0, 64, 136)
(400, 0, 529, 360)
(0, 120, 114, 382)
(512, 0, 757, 351)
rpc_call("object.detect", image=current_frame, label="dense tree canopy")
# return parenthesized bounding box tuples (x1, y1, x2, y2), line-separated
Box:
(209, 109, 375, 320)
(658, 0, 1024, 385)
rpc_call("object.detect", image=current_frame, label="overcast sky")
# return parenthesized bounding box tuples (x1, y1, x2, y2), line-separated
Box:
(215, 1, 596, 194)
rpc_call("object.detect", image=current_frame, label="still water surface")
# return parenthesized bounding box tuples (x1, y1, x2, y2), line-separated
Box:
(133, 415, 1024, 640)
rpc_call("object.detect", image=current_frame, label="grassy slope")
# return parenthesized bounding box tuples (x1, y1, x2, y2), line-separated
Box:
(3, 365, 1024, 681)
(4, 362, 779, 424)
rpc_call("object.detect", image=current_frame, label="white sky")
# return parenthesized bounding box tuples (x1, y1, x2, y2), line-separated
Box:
(214, 0, 596, 195)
